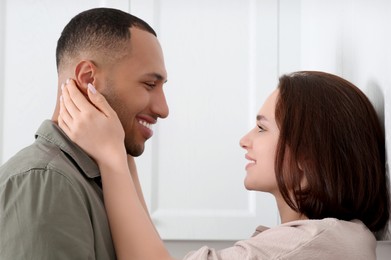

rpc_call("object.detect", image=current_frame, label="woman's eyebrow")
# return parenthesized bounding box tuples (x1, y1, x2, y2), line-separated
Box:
(256, 115, 268, 122)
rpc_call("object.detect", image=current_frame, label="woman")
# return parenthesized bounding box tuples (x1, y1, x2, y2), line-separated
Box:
(58, 71, 389, 259)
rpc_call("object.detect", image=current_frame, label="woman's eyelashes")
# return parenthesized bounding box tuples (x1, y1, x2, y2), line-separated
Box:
(257, 124, 265, 133)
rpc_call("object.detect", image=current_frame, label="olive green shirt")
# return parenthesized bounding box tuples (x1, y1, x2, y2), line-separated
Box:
(0, 120, 116, 259)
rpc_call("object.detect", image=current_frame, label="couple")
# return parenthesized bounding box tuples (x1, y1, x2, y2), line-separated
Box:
(0, 7, 389, 260)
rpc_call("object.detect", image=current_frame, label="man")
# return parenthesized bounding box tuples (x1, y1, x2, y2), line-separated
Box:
(0, 8, 168, 259)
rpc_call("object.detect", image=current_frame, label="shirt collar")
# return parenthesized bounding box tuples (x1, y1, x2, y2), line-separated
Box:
(35, 120, 100, 179)
(252, 225, 270, 237)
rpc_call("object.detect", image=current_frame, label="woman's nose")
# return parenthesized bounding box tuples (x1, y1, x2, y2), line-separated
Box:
(239, 132, 251, 149)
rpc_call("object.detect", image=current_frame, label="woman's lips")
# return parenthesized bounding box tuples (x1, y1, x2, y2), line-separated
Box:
(245, 161, 256, 170)
(245, 154, 256, 170)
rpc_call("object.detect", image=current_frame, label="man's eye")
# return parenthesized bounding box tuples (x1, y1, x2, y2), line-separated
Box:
(144, 82, 156, 88)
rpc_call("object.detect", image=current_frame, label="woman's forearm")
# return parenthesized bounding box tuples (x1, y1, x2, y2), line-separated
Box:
(127, 156, 149, 213)
(98, 152, 173, 260)
(58, 80, 174, 259)
(127, 156, 162, 236)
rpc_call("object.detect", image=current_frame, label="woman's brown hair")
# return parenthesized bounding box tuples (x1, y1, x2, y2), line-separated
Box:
(274, 71, 389, 235)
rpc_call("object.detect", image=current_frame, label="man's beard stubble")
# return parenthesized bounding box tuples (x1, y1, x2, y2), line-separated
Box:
(100, 81, 145, 157)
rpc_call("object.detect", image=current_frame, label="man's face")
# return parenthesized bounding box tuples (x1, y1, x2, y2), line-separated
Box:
(99, 28, 169, 156)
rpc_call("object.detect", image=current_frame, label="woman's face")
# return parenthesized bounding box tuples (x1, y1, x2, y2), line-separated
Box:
(240, 89, 280, 194)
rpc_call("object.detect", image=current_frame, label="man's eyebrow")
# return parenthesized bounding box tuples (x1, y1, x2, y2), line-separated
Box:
(145, 73, 168, 83)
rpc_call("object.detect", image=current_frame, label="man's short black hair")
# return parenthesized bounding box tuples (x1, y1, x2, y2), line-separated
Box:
(56, 8, 156, 71)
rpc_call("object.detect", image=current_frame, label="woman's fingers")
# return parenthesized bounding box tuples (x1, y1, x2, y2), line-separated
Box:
(59, 79, 93, 142)
(63, 80, 115, 120)
(57, 78, 126, 163)
(65, 79, 93, 114)
(87, 83, 116, 118)
(59, 93, 72, 126)
(58, 113, 70, 136)
(61, 80, 81, 118)
(85, 83, 124, 142)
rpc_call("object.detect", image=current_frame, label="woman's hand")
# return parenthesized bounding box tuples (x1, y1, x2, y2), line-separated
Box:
(58, 79, 126, 165)
(59, 80, 173, 260)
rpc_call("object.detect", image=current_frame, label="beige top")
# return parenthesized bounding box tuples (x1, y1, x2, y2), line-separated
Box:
(184, 218, 376, 260)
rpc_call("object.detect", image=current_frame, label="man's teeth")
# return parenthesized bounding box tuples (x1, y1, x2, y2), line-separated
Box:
(139, 120, 152, 130)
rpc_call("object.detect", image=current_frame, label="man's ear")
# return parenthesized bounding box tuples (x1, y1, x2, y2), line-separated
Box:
(74, 60, 97, 96)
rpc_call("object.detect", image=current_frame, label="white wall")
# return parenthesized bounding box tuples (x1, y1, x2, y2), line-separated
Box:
(0, 0, 5, 162)
(280, 0, 391, 238)
(0, 0, 390, 259)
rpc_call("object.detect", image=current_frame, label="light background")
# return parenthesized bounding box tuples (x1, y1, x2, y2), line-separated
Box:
(0, 0, 390, 258)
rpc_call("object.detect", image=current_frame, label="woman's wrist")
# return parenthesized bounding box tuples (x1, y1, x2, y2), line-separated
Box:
(96, 146, 128, 175)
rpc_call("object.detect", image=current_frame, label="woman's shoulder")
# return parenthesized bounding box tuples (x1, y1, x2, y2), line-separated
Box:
(184, 219, 376, 260)
(254, 218, 375, 246)
(248, 218, 376, 259)
(276, 218, 371, 234)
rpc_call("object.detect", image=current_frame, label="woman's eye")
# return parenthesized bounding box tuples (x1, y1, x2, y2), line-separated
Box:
(257, 125, 265, 132)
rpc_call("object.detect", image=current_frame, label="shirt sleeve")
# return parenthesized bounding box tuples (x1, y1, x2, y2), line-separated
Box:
(182, 235, 285, 260)
(182, 224, 320, 260)
(182, 220, 377, 260)
(0, 169, 96, 260)
(183, 241, 264, 260)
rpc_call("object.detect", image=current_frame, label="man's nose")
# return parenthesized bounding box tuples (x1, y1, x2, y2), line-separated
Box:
(152, 89, 169, 119)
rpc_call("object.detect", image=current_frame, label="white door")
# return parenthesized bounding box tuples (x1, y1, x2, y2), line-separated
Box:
(131, 0, 280, 240)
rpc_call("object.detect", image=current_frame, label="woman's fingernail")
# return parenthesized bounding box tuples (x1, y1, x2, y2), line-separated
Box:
(87, 83, 97, 94)
(61, 83, 64, 91)
(60, 95, 63, 102)
(66, 78, 70, 84)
